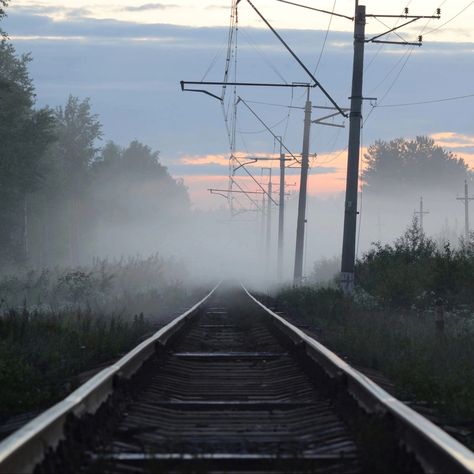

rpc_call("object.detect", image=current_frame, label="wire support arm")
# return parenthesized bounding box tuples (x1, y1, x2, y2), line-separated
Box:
(366, 17, 420, 42)
(182, 80, 311, 88)
(370, 39, 422, 46)
(365, 14, 441, 19)
(180, 81, 222, 101)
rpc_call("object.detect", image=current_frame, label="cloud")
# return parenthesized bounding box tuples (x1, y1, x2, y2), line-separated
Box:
(431, 131, 474, 149)
(206, 5, 230, 10)
(430, 132, 474, 168)
(13, 5, 92, 20)
(122, 3, 179, 12)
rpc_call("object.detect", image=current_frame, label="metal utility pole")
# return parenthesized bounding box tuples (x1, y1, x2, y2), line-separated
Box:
(340, 4, 365, 295)
(339, 4, 440, 294)
(277, 150, 286, 280)
(294, 89, 312, 285)
(457, 180, 474, 241)
(415, 196, 429, 233)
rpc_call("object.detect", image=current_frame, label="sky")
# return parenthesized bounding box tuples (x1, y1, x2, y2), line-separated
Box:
(2, 0, 474, 209)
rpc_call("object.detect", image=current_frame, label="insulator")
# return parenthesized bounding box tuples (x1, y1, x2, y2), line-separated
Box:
(404, 7, 409, 14)
(418, 35, 423, 42)
(437, 8, 441, 15)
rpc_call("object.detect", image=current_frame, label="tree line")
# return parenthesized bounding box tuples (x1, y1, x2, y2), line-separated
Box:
(0, 35, 189, 266)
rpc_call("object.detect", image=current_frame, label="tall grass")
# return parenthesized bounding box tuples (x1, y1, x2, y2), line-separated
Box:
(0, 255, 207, 419)
(0, 308, 153, 417)
(276, 286, 474, 421)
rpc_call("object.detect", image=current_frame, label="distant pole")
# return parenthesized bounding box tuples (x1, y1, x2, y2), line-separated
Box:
(277, 150, 286, 280)
(260, 185, 266, 257)
(415, 196, 429, 233)
(457, 180, 474, 241)
(266, 168, 272, 267)
(340, 4, 365, 294)
(420, 197, 424, 231)
(294, 88, 312, 285)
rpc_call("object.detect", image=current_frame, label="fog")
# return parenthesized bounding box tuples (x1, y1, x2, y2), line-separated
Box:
(53, 175, 469, 292)
(2, 7, 473, 296)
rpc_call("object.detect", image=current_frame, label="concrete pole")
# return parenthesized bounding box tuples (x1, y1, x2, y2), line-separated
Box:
(260, 188, 266, 260)
(277, 152, 286, 280)
(340, 4, 366, 294)
(293, 89, 312, 285)
(266, 169, 272, 269)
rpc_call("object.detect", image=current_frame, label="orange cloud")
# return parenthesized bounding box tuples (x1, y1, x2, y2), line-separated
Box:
(430, 132, 474, 168)
(180, 152, 281, 168)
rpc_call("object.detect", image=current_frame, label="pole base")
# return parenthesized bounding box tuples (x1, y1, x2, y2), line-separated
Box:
(339, 272, 354, 295)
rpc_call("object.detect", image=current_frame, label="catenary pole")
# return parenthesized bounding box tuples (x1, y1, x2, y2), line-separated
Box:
(340, 4, 365, 294)
(294, 88, 312, 285)
(266, 168, 272, 269)
(277, 149, 286, 280)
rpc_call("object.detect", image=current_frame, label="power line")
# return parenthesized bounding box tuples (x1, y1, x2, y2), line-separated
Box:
(237, 115, 290, 134)
(424, 0, 474, 35)
(246, 99, 303, 109)
(312, 0, 337, 75)
(374, 92, 474, 108)
(240, 29, 288, 83)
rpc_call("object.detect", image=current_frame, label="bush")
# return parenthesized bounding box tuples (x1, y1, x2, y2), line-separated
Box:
(356, 219, 474, 308)
(276, 286, 474, 422)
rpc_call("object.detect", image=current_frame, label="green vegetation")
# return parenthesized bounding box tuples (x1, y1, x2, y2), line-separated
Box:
(0, 256, 204, 419)
(277, 222, 474, 423)
(0, 307, 153, 416)
(357, 219, 474, 308)
(0, 25, 190, 267)
(361, 136, 473, 195)
(276, 285, 474, 421)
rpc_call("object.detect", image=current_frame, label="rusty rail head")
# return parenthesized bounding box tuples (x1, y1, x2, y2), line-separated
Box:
(0, 284, 220, 474)
(244, 286, 474, 474)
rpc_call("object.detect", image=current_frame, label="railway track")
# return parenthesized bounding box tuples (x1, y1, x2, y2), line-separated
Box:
(1, 284, 473, 474)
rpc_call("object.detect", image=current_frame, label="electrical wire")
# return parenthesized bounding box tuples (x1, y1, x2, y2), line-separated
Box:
(424, 0, 473, 35)
(374, 92, 474, 108)
(313, 0, 337, 75)
(237, 115, 290, 134)
(201, 42, 228, 81)
(364, 0, 451, 126)
(246, 99, 304, 109)
(240, 29, 288, 83)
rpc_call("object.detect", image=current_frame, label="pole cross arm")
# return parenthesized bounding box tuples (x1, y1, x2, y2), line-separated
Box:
(366, 17, 420, 43)
(180, 81, 222, 101)
(370, 39, 422, 46)
(312, 110, 347, 128)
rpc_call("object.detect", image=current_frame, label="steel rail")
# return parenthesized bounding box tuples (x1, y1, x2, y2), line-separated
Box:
(244, 286, 474, 474)
(0, 283, 220, 474)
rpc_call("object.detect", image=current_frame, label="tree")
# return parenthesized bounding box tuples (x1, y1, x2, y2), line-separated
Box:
(90, 140, 190, 225)
(0, 1, 8, 23)
(51, 95, 102, 193)
(0, 39, 56, 263)
(361, 136, 472, 195)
